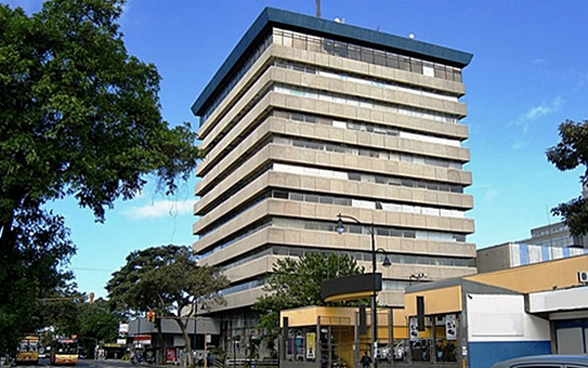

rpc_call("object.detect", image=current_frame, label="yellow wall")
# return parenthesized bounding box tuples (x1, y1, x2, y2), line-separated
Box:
(337, 327, 355, 368)
(281, 306, 357, 327)
(404, 285, 462, 316)
(466, 254, 588, 293)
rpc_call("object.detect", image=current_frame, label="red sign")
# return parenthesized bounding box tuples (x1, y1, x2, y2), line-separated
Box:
(133, 335, 151, 345)
(166, 348, 177, 363)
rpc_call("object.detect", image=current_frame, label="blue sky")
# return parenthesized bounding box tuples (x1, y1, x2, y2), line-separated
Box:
(4, 0, 588, 298)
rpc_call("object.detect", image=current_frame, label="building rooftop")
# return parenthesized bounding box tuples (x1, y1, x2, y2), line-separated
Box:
(191, 7, 474, 116)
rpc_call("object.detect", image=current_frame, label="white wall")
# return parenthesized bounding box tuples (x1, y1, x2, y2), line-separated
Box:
(466, 294, 550, 342)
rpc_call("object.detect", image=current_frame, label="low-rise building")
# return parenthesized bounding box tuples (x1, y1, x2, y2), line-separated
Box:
(127, 316, 220, 365)
(282, 254, 588, 368)
(477, 242, 588, 273)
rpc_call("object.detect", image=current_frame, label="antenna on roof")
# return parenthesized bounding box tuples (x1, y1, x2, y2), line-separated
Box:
(315, 0, 321, 18)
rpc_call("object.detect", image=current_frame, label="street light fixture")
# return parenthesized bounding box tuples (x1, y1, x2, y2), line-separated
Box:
(409, 272, 427, 285)
(336, 213, 390, 368)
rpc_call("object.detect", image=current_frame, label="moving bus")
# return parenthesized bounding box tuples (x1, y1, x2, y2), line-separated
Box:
(15, 335, 40, 365)
(50, 338, 79, 365)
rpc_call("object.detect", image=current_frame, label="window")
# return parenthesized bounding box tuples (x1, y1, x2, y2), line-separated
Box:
(434, 64, 446, 79)
(374, 50, 386, 66)
(274, 190, 289, 199)
(399, 56, 410, 71)
(361, 47, 374, 63)
(306, 194, 319, 203)
(291, 193, 304, 201)
(386, 53, 399, 68)
(272, 28, 464, 82)
(349, 45, 361, 61)
(293, 33, 307, 49)
(410, 58, 423, 74)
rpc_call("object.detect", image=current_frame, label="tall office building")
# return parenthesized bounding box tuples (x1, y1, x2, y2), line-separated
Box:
(191, 8, 476, 337)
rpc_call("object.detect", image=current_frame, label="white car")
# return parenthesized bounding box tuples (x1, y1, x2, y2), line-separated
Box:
(491, 355, 588, 368)
(375, 341, 405, 362)
(391, 342, 406, 361)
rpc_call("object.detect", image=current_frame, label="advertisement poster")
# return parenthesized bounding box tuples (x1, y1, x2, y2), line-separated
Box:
(409, 317, 418, 341)
(165, 348, 177, 364)
(446, 314, 457, 340)
(306, 332, 316, 360)
(295, 336, 304, 358)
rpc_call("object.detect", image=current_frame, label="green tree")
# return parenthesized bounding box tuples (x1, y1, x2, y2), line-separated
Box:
(106, 245, 229, 367)
(0, 0, 201, 353)
(0, 208, 76, 353)
(37, 292, 120, 358)
(77, 299, 122, 358)
(252, 253, 365, 355)
(546, 119, 588, 236)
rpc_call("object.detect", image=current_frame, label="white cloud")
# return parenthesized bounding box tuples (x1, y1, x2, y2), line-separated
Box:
(509, 97, 563, 135)
(530, 58, 545, 64)
(482, 188, 499, 203)
(511, 137, 532, 151)
(574, 72, 588, 91)
(523, 98, 562, 121)
(123, 200, 193, 220)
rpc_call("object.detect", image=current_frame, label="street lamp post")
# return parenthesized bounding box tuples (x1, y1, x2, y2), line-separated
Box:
(337, 213, 390, 368)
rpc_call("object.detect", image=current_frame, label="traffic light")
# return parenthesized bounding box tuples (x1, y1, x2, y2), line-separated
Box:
(146, 311, 155, 322)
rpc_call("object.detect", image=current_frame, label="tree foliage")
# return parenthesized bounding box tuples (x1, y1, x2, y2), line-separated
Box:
(76, 299, 122, 357)
(546, 119, 588, 236)
(39, 294, 121, 358)
(0, 208, 75, 352)
(0, 0, 201, 352)
(106, 245, 229, 366)
(252, 253, 365, 352)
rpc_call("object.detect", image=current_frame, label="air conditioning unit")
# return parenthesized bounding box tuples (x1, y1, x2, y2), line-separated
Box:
(578, 271, 588, 283)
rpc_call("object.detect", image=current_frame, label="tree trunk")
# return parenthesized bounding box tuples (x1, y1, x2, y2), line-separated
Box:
(176, 317, 194, 368)
(0, 213, 17, 300)
(156, 317, 165, 365)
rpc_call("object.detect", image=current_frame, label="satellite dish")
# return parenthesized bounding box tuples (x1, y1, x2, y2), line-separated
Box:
(409, 33, 415, 40)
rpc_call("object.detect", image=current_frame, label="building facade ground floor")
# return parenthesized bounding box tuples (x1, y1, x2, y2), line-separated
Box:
(281, 255, 588, 368)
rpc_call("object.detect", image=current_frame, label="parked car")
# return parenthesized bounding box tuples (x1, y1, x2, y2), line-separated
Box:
(491, 355, 588, 368)
(375, 341, 406, 362)
(391, 341, 406, 361)
(375, 343, 389, 361)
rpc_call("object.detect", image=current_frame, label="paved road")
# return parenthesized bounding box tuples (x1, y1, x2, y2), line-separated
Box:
(12, 358, 142, 368)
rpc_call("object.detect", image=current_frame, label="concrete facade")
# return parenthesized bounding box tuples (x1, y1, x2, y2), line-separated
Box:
(191, 6, 476, 350)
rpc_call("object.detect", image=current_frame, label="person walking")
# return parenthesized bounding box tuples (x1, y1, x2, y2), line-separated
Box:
(361, 351, 372, 368)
